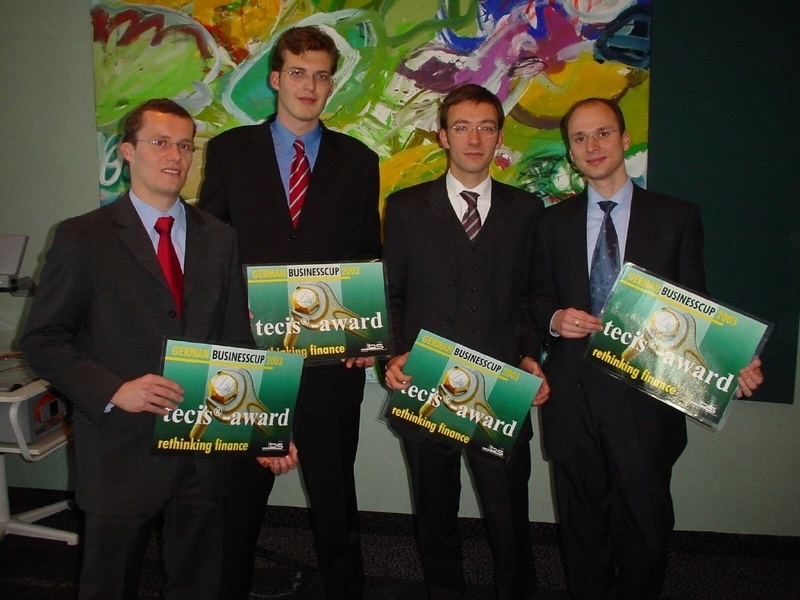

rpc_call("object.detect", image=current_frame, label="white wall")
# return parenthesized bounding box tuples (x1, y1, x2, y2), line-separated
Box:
(2, 0, 798, 536)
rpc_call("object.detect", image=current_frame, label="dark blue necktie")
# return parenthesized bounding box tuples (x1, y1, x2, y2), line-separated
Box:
(589, 200, 620, 316)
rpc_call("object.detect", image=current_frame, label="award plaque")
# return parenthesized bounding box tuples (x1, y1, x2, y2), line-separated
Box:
(153, 340, 303, 456)
(246, 261, 391, 364)
(384, 330, 542, 465)
(585, 263, 772, 429)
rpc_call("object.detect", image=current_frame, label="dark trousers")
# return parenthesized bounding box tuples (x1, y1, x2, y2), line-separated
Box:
(553, 390, 675, 600)
(79, 465, 224, 600)
(220, 406, 363, 600)
(294, 406, 364, 600)
(402, 435, 536, 600)
(219, 457, 276, 600)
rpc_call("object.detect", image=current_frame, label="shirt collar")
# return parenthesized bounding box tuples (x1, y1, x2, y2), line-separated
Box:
(445, 171, 493, 203)
(271, 118, 322, 155)
(587, 178, 633, 209)
(129, 191, 186, 234)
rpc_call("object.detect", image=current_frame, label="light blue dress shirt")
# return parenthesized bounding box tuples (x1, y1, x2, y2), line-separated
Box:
(270, 119, 322, 201)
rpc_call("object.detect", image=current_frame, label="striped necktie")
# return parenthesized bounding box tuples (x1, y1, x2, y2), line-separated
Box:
(460, 191, 481, 240)
(289, 139, 311, 228)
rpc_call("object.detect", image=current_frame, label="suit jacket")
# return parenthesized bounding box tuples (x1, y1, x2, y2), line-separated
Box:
(529, 184, 706, 467)
(384, 175, 543, 395)
(20, 194, 254, 515)
(198, 117, 381, 415)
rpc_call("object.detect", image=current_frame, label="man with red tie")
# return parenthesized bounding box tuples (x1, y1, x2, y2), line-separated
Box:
(199, 26, 381, 600)
(21, 98, 253, 600)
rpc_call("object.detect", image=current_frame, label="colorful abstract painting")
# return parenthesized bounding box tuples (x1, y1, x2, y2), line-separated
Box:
(90, 0, 652, 208)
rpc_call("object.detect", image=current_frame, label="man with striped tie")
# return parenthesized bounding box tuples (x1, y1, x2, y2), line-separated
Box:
(199, 26, 380, 600)
(382, 84, 549, 600)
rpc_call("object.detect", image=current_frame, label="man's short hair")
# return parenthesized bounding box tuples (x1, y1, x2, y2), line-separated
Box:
(439, 84, 505, 130)
(121, 98, 196, 144)
(561, 97, 626, 139)
(270, 26, 340, 75)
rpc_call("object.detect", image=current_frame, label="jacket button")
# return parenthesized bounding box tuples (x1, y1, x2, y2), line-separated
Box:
(168, 310, 177, 318)
(445, 318, 454, 325)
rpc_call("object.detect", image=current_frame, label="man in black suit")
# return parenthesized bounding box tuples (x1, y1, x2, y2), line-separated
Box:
(20, 99, 253, 600)
(198, 26, 380, 600)
(529, 97, 764, 599)
(383, 84, 549, 600)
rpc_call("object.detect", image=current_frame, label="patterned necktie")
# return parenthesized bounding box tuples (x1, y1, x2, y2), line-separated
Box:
(589, 200, 620, 316)
(289, 139, 311, 228)
(460, 190, 481, 240)
(155, 216, 183, 317)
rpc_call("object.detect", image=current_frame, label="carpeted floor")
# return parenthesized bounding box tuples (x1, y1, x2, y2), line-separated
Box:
(1, 488, 798, 599)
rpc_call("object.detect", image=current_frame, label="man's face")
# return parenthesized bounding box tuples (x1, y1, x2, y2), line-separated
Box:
(566, 101, 631, 188)
(269, 50, 334, 132)
(120, 110, 194, 208)
(438, 101, 504, 185)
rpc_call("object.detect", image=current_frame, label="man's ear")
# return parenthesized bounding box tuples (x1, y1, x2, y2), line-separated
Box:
(269, 71, 280, 93)
(438, 128, 450, 150)
(120, 141, 134, 163)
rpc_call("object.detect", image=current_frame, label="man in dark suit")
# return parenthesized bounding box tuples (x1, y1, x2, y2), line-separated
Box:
(383, 84, 549, 600)
(198, 26, 381, 600)
(529, 97, 764, 599)
(20, 99, 253, 600)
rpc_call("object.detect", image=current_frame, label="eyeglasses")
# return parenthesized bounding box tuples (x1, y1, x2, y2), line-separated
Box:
(569, 128, 619, 145)
(282, 69, 333, 84)
(135, 139, 197, 154)
(447, 125, 499, 136)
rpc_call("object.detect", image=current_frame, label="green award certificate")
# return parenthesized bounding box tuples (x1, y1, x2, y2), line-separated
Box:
(246, 261, 391, 364)
(153, 340, 303, 456)
(384, 330, 542, 465)
(585, 263, 772, 430)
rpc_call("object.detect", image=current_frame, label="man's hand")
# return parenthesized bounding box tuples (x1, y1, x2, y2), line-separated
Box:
(553, 308, 602, 338)
(110, 374, 183, 415)
(342, 357, 376, 369)
(256, 441, 299, 475)
(736, 356, 764, 398)
(384, 353, 412, 390)
(520, 356, 550, 406)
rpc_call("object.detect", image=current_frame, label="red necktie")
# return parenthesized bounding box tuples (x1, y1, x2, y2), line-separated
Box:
(289, 139, 311, 228)
(155, 216, 183, 317)
(460, 190, 482, 240)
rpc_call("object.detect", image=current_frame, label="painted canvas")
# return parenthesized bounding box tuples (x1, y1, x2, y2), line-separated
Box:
(90, 0, 652, 208)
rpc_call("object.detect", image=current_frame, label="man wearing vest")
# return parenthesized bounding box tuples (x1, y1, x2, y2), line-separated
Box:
(383, 84, 549, 600)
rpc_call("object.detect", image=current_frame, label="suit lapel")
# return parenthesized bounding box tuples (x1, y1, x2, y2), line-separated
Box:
(112, 194, 169, 292)
(565, 193, 592, 307)
(299, 123, 334, 225)
(182, 202, 211, 301)
(423, 177, 460, 272)
(248, 119, 293, 223)
(478, 181, 515, 279)
(623, 185, 658, 266)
